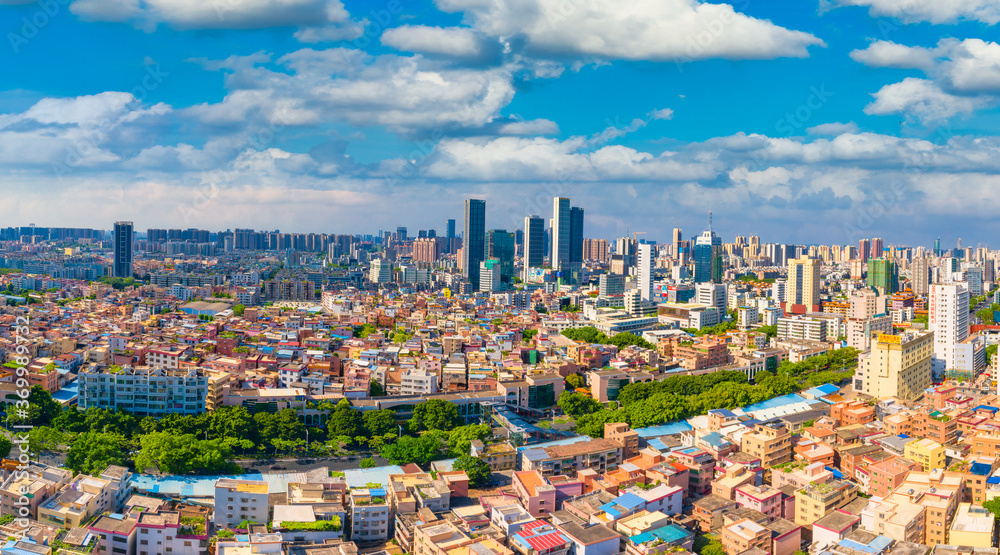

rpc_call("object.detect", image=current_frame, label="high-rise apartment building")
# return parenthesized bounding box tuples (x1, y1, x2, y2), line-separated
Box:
(911, 257, 930, 296)
(636, 243, 654, 301)
(523, 215, 545, 279)
(858, 239, 871, 263)
(672, 228, 683, 262)
(929, 283, 970, 378)
(412, 237, 443, 263)
(462, 199, 486, 289)
(871, 237, 884, 259)
(582, 238, 609, 262)
(113, 221, 133, 278)
(857, 330, 933, 402)
(783, 256, 821, 314)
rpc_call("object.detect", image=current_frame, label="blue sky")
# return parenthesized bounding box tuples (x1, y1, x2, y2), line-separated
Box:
(2, 0, 1000, 248)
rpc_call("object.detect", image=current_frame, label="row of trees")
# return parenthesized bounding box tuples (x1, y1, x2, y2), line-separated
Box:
(572, 346, 859, 439)
(562, 327, 656, 350)
(573, 370, 800, 438)
(9, 387, 480, 476)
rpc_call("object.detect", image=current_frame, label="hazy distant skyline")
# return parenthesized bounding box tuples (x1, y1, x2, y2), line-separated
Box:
(2, 0, 1000, 245)
(0, 215, 978, 252)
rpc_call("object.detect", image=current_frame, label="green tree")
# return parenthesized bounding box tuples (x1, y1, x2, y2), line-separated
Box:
(411, 399, 461, 432)
(380, 434, 445, 466)
(363, 410, 399, 437)
(27, 426, 68, 452)
(756, 325, 777, 338)
(9, 386, 62, 427)
(369, 379, 385, 397)
(67, 432, 126, 475)
(209, 406, 254, 441)
(134, 432, 237, 474)
(557, 391, 601, 417)
(565, 373, 586, 390)
(695, 536, 726, 555)
(447, 424, 491, 457)
(359, 457, 377, 468)
(607, 332, 656, 350)
(328, 400, 365, 440)
(232, 304, 246, 316)
(0, 434, 11, 458)
(453, 455, 491, 487)
(984, 498, 1000, 520)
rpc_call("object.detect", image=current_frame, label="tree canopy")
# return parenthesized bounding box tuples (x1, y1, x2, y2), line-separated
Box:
(411, 399, 462, 433)
(454, 455, 491, 487)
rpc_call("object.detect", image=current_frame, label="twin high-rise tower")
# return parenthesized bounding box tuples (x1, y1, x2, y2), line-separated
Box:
(463, 196, 585, 290)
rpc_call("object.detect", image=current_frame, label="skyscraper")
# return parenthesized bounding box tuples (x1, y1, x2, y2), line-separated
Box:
(871, 237, 884, 259)
(396, 227, 407, 241)
(446, 219, 456, 254)
(551, 197, 571, 271)
(523, 215, 545, 280)
(783, 256, 821, 314)
(693, 221, 722, 284)
(462, 199, 486, 289)
(934, 237, 941, 257)
(486, 229, 515, 282)
(929, 283, 970, 379)
(911, 257, 930, 296)
(672, 228, 683, 262)
(637, 243, 653, 301)
(569, 207, 584, 265)
(113, 221, 133, 278)
(858, 239, 871, 263)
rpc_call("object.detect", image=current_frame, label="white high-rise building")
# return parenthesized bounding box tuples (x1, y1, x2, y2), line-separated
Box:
(929, 283, 970, 378)
(369, 258, 392, 283)
(636, 243, 653, 301)
(696, 283, 726, 313)
(771, 279, 787, 303)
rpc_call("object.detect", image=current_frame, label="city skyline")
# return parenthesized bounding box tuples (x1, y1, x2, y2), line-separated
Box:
(2, 1, 1000, 243)
(0, 218, 984, 252)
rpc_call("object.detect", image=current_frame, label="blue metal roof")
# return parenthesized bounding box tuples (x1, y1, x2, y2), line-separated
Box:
(635, 421, 693, 438)
(629, 524, 692, 546)
(868, 536, 893, 552)
(614, 492, 646, 509)
(975, 405, 999, 413)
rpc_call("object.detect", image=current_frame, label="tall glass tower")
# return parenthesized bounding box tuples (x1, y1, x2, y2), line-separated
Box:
(462, 200, 486, 289)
